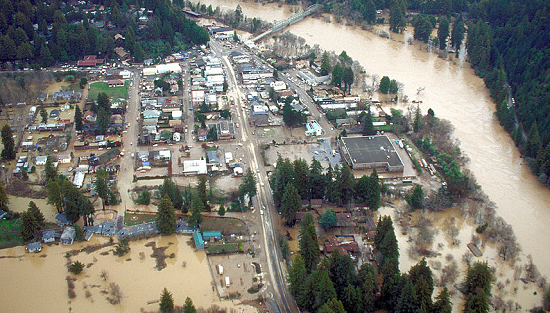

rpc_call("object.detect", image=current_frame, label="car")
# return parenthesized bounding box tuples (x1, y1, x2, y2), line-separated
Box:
(256, 168, 260, 173)
(130, 142, 133, 145)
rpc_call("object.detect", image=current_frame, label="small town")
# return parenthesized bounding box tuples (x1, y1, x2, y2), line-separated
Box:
(0, 0, 549, 313)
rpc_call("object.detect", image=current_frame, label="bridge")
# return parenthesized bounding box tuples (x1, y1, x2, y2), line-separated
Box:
(249, 4, 321, 42)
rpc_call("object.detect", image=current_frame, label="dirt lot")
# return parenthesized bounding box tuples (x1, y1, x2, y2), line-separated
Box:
(209, 253, 264, 300)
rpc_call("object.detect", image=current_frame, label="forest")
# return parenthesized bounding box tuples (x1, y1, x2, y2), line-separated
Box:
(0, 0, 208, 67)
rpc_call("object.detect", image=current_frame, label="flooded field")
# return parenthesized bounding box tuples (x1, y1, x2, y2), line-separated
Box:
(0, 235, 257, 312)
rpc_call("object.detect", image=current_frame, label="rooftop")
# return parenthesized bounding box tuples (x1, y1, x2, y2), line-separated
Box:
(340, 135, 403, 167)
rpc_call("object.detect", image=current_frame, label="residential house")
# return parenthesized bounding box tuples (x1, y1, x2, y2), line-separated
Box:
(323, 237, 360, 257)
(27, 242, 42, 253)
(77, 55, 105, 67)
(207, 150, 220, 166)
(197, 128, 208, 142)
(42, 230, 56, 243)
(202, 231, 222, 241)
(35, 156, 48, 166)
(84, 110, 97, 123)
(193, 232, 205, 250)
(61, 227, 76, 245)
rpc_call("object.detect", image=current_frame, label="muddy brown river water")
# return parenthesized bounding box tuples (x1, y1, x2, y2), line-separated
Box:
(198, 0, 550, 277)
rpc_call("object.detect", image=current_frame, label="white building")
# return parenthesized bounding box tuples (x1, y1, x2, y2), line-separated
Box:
(183, 160, 208, 176)
(270, 81, 287, 91)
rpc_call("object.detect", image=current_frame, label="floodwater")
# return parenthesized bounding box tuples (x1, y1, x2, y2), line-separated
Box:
(198, 0, 550, 277)
(0, 235, 256, 312)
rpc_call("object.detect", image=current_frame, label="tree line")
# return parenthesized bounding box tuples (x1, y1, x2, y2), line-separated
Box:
(270, 155, 382, 226)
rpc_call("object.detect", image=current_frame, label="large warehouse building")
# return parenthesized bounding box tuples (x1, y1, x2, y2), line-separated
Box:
(338, 135, 404, 172)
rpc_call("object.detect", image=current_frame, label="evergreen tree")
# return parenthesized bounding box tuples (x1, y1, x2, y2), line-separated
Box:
(27, 201, 45, 228)
(188, 195, 204, 227)
(342, 67, 354, 94)
(159, 288, 174, 313)
(217, 204, 225, 216)
(159, 178, 183, 211)
(413, 105, 424, 132)
(312, 262, 338, 311)
(409, 258, 433, 306)
(337, 163, 355, 205)
(281, 183, 300, 226)
(318, 298, 347, 313)
(366, 169, 381, 210)
(309, 159, 326, 199)
(319, 209, 337, 231)
(133, 42, 144, 63)
(1, 124, 15, 160)
(396, 276, 419, 313)
(358, 263, 377, 313)
(332, 64, 343, 88)
(525, 122, 542, 158)
(320, 51, 331, 76)
(288, 254, 308, 300)
(197, 175, 210, 211)
(95, 169, 109, 210)
(433, 287, 452, 313)
(44, 156, 57, 183)
(156, 196, 176, 235)
(183, 297, 197, 313)
(0, 181, 8, 209)
(379, 76, 391, 93)
(451, 16, 465, 51)
(405, 184, 424, 211)
(20, 211, 39, 241)
(341, 284, 363, 313)
(361, 108, 375, 135)
(438, 17, 450, 50)
(299, 212, 320, 273)
(293, 158, 310, 200)
(74, 105, 83, 131)
(239, 168, 257, 206)
(328, 249, 357, 297)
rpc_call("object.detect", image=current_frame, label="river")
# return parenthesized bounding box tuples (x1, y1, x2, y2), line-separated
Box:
(197, 0, 550, 278)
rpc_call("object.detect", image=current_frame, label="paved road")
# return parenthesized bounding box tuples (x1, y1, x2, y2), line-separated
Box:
(210, 40, 299, 313)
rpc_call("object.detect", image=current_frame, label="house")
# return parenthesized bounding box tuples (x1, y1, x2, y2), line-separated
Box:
(56, 154, 71, 164)
(193, 232, 205, 250)
(100, 221, 116, 236)
(52, 90, 82, 102)
(323, 237, 359, 256)
(197, 128, 209, 142)
(310, 199, 323, 208)
(216, 121, 235, 140)
(183, 160, 208, 176)
(61, 227, 76, 245)
(77, 55, 105, 67)
(301, 200, 310, 209)
(207, 150, 220, 165)
(107, 79, 125, 87)
(35, 156, 48, 166)
(295, 211, 308, 222)
(42, 230, 56, 243)
(175, 221, 198, 234)
(114, 47, 130, 60)
(202, 231, 222, 241)
(84, 110, 96, 123)
(27, 242, 42, 253)
(55, 213, 71, 227)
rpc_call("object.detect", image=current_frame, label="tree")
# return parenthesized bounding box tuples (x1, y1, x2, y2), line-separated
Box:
(379, 76, 391, 93)
(136, 189, 151, 205)
(319, 209, 336, 231)
(218, 204, 225, 216)
(406, 184, 424, 211)
(159, 178, 183, 211)
(95, 169, 109, 210)
(342, 67, 354, 94)
(288, 254, 308, 300)
(74, 105, 83, 131)
(328, 249, 357, 297)
(299, 212, 320, 273)
(44, 156, 57, 183)
(413, 105, 424, 132)
(20, 211, 38, 241)
(438, 17, 450, 50)
(239, 168, 257, 206)
(358, 263, 377, 313)
(361, 108, 375, 135)
(39, 44, 54, 67)
(27, 201, 45, 228)
(312, 263, 338, 311)
(183, 297, 196, 313)
(69, 261, 85, 274)
(1, 124, 15, 160)
(525, 122, 542, 158)
(320, 51, 331, 76)
(451, 16, 465, 51)
(389, 0, 406, 33)
(318, 298, 346, 313)
(395, 276, 419, 313)
(133, 42, 144, 63)
(331, 64, 343, 88)
(156, 196, 176, 235)
(412, 14, 433, 43)
(40, 105, 48, 123)
(281, 183, 301, 226)
(0, 182, 8, 209)
(433, 287, 452, 313)
(159, 288, 174, 313)
(197, 175, 210, 211)
(188, 195, 204, 227)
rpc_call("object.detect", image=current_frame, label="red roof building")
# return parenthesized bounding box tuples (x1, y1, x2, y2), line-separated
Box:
(77, 55, 105, 67)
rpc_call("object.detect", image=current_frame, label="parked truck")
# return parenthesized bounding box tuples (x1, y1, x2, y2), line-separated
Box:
(225, 276, 230, 288)
(217, 265, 224, 275)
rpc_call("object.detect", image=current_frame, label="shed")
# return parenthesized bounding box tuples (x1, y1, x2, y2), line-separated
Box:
(202, 231, 222, 241)
(42, 230, 56, 243)
(27, 242, 42, 253)
(193, 232, 205, 250)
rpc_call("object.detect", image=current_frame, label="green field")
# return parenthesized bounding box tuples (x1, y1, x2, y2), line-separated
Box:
(124, 212, 156, 226)
(206, 242, 242, 254)
(0, 219, 22, 249)
(88, 80, 129, 100)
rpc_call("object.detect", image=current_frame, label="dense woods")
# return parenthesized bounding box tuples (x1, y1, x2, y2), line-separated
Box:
(0, 0, 208, 67)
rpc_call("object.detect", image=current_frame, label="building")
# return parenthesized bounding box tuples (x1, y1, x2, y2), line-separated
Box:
(42, 230, 56, 243)
(27, 242, 42, 253)
(193, 232, 205, 250)
(338, 135, 404, 172)
(216, 121, 235, 140)
(202, 231, 222, 241)
(323, 237, 359, 256)
(56, 213, 71, 226)
(77, 55, 105, 67)
(305, 121, 323, 137)
(207, 150, 220, 165)
(61, 227, 76, 245)
(183, 160, 208, 176)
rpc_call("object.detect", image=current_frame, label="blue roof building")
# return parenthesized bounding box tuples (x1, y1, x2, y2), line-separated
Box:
(193, 232, 205, 251)
(202, 231, 222, 240)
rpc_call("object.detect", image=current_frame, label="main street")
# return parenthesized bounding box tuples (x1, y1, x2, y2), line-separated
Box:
(210, 39, 299, 313)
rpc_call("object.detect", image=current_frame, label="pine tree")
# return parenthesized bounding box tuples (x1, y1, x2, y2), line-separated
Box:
(217, 204, 225, 216)
(438, 17, 450, 50)
(188, 195, 204, 227)
(341, 284, 363, 313)
(20, 211, 38, 241)
(281, 183, 300, 226)
(28, 201, 45, 228)
(44, 156, 57, 183)
(47, 177, 63, 213)
(159, 288, 174, 313)
(0, 181, 8, 209)
(358, 263, 377, 313)
(299, 212, 320, 273)
(183, 297, 196, 313)
(328, 249, 357, 297)
(74, 105, 83, 131)
(288, 254, 308, 299)
(318, 298, 347, 313)
(1, 124, 15, 160)
(95, 169, 109, 210)
(525, 122, 542, 158)
(313, 262, 338, 311)
(396, 276, 419, 313)
(156, 196, 175, 235)
(433, 287, 452, 313)
(366, 168, 381, 210)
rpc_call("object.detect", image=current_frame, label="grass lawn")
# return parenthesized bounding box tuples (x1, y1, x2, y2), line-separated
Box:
(202, 216, 248, 235)
(124, 212, 156, 226)
(88, 80, 129, 100)
(206, 242, 242, 254)
(0, 219, 22, 249)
